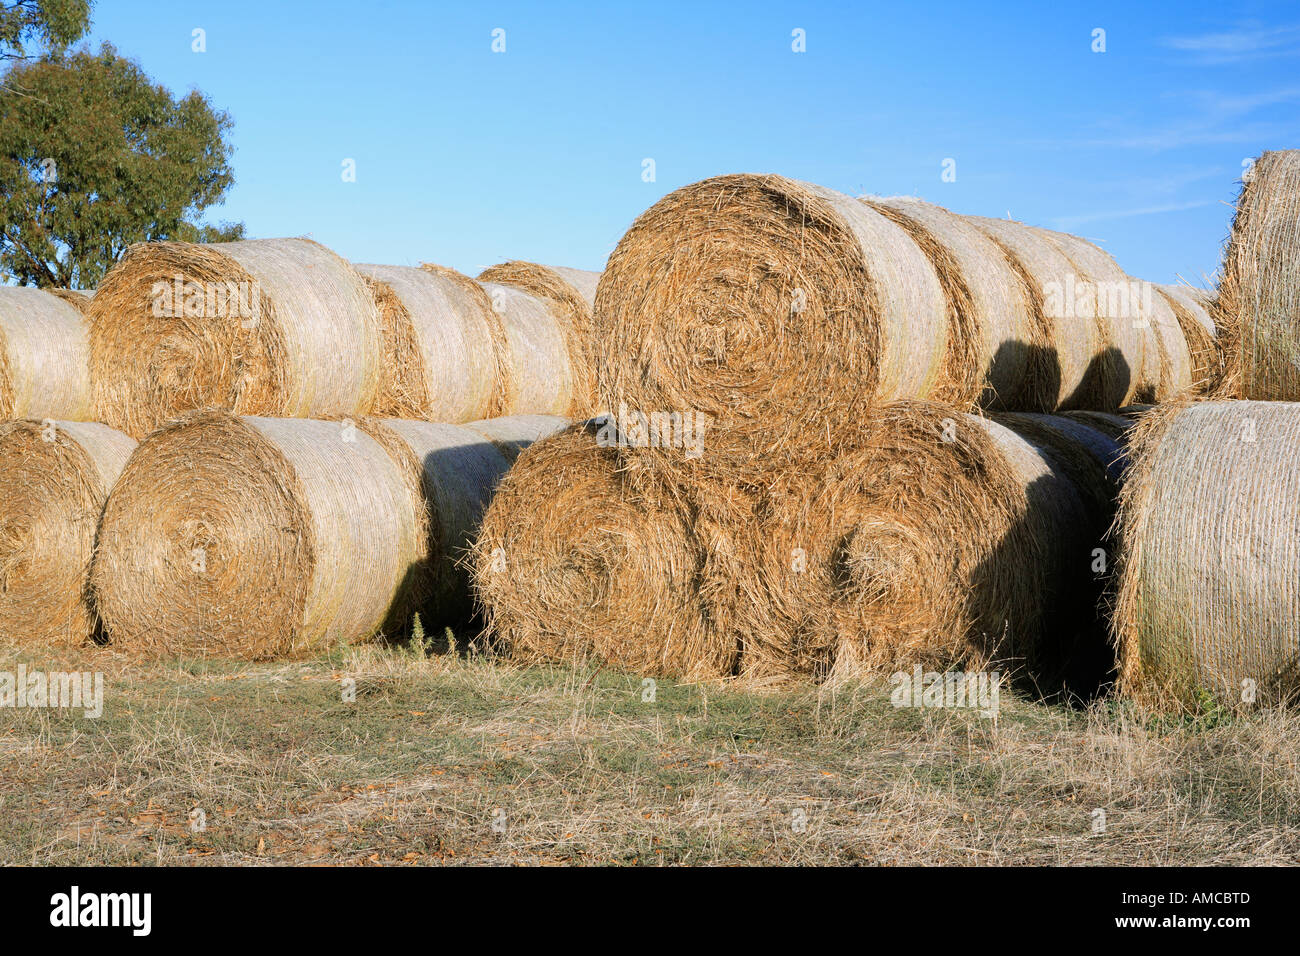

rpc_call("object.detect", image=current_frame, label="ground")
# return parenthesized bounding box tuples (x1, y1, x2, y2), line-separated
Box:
(1, 635, 1297, 866)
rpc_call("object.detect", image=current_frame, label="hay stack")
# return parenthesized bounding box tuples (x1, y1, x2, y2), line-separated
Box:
(0, 420, 136, 645)
(470, 424, 730, 680)
(91, 411, 419, 657)
(1157, 284, 1221, 394)
(359, 263, 510, 421)
(462, 413, 569, 463)
(0, 287, 92, 420)
(1114, 400, 1300, 710)
(90, 238, 383, 438)
(1216, 150, 1300, 399)
(727, 402, 1125, 689)
(594, 174, 959, 468)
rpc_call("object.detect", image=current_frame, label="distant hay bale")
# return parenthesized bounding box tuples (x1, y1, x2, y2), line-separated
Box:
(471, 424, 729, 680)
(90, 238, 383, 438)
(91, 411, 419, 658)
(1216, 151, 1300, 400)
(462, 413, 569, 463)
(0, 287, 92, 420)
(867, 197, 1053, 410)
(0, 420, 136, 645)
(1114, 400, 1300, 711)
(466, 278, 577, 417)
(594, 174, 958, 469)
(357, 263, 510, 422)
(969, 217, 1113, 410)
(727, 402, 1124, 689)
(1157, 284, 1221, 394)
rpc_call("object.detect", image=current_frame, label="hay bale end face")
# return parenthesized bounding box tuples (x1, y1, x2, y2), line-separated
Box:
(471, 424, 730, 680)
(90, 238, 383, 439)
(0, 287, 92, 420)
(1115, 400, 1300, 711)
(0, 420, 136, 645)
(91, 411, 418, 658)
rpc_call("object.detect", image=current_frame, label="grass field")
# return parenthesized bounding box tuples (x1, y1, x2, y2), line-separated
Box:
(1, 635, 1297, 866)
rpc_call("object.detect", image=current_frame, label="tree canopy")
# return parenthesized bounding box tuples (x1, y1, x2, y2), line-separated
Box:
(1, 0, 91, 61)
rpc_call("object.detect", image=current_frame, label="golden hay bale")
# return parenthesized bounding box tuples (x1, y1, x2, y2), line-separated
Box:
(1216, 150, 1300, 399)
(968, 217, 1113, 410)
(594, 174, 959, 468)
(470, 424, 730, 680)
(357, 415, 565, 625)
(1157, 284, 1221, 395)
(473, 280, 579, 417)
(90, 238, 383, 438)
(0, 420, 136, 645)
(1114, 399, 1300, 711)
(0, 287, 92, 420)
(725, 402, 1125, 689)
(866, 197, 1054, 410)
(358, 263, 511, 422)
(477, 260, 600, 413)
(90, 411, 419, 658)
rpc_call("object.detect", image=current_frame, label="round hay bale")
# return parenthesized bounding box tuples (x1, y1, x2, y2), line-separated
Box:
(968, 217, 1112, 410)
(0, 287, 92, 420)
(90, 411, 419, 658)
(1157, 284, 1221, 395)
(359, 263, 511, 422)
(1114, 399, 1300, 711)
(1217, 150, 1300, 400)
(477, 261, 600, 414)
(90, 238, 383, 439)
(471, 424, 728, 680)
(727, 402, 1123, 690)
(462, 413, 569, 463)
(593, 174, 956, 469)
(866, 197, 1054, 410)
(0, 420, 136, 645)
(475, 280, 578, 418)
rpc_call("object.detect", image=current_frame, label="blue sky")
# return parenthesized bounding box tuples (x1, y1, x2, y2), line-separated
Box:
(82, 0, 1300, 288)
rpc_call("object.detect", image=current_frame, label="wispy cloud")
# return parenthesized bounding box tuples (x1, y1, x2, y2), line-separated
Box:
(1161, 22, 1300, 64)
(1051, 200, 1217, 231)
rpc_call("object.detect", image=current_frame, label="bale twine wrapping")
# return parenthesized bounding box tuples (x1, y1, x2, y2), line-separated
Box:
(1215, 151, 1300, 399)
(90, 238, 383, 438)
(725, 402, 1124, 689)
(0, 287, 92, 420)
(470, 424, 729, 680)
(1114, 400, 1300, 710)
(477, 260, 600, 414)
(462, 413, 569, 463)
(594, 174, 959, 470)
(90, 411, 419, 657)
(866, 197, 1054, 410)
(475, 280, 578, 417)
(359, 263, 511, 422)
(968, 217, 1112, 410)
(1157, 284, 1221, 395)
(0, 420, 136, 645)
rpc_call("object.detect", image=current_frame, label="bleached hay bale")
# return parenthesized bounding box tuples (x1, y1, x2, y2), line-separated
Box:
(0, 287, 92, 420)
(90, 238, 382, 438)
(1157, 284, 1221, 395)
(0, 421, 136, 645)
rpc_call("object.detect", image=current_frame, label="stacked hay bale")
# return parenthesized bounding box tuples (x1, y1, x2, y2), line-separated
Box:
(0, 420, 136, 645)
(1114, 400, 1300, 711)
(1157, 283, 1221, 395)
(90, 410, 561, 658)
(1215, 150, 1300, 400)
(90, 238, 383, 439)
(0, 287, 93, 420)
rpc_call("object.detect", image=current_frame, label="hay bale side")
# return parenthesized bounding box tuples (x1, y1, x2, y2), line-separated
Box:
(478, 281, 576, 417)
(462, 413, 569, 463)
(470, 424, 729, 680)
(1217, 150, 1300, 400)
(968, 217, 1111, 410)
(90, 238, 383, 438)
(0, 420, 136, 645)
(1158, 284, 1221, 395)
(359, 263, 510, 421)
(0, 287, 92, 420)
(90, 411, 418, 658)
(477, 261, 600, 413)
(1114, 399, 1300, 711)
(594, 174, 956, 471)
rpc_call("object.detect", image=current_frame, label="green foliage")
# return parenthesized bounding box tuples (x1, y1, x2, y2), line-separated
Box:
(0, 43, 243, 288)
(0, 0, 91, 61)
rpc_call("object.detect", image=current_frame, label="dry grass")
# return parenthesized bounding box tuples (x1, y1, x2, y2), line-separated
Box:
(1, 636, 1297, 866)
